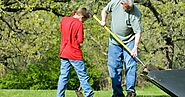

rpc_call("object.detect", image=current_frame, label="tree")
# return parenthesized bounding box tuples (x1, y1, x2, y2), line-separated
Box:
(0, 0, 65, 70)
(0, 0, 110, 90)
(135, 0, 185, 69)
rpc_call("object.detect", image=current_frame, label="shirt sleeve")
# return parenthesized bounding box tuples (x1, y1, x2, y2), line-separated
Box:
(103, 1, 114, 13)
(132, 12, 142, 34)
(77, 24, 84, 44)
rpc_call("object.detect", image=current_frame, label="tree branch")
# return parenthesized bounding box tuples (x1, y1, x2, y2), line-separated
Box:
(152, 46, 168, 54)
(0, 16, 17, 32)
(140, 41, 149, 52)
(157, 0, 166, 4)
(2, 1, 17, 6)
(135, 0, 165, 26)
(32, 7, 65, 16)
(2, 6, 65, 17)
(89, 35, 107, 56)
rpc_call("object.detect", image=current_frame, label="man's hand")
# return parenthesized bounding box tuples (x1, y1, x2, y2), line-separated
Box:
(131, 46, 137, 57)
(100, 21, 106, 26)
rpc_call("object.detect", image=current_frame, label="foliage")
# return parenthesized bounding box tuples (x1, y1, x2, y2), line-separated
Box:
(138, 1, 185, 69)
(0, 47, 104, 90)
(0, 50, 60, 89)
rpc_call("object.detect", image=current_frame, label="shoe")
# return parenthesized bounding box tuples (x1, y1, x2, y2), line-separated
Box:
(112, 93, 125, 97)
(126, 92, 136, 97)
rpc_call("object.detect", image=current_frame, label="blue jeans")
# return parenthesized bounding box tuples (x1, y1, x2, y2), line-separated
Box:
(108, 41, 137, 96)
(56, 58, 94, 97)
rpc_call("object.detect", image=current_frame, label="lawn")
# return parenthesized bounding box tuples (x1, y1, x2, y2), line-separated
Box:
(0, 85, 170, 97)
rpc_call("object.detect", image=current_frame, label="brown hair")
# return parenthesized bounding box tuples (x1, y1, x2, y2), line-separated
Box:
(76, 8, 90, 18)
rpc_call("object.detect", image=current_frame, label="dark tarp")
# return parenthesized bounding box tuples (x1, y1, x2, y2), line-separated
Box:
(145, 69, 185, 97)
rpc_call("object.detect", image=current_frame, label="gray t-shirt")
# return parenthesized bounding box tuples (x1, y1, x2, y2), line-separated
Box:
(104, 0, 142, 44)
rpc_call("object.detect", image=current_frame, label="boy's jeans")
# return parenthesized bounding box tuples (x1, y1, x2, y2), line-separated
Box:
(108, 41, 137, 96)
(56, 59, 94, 97)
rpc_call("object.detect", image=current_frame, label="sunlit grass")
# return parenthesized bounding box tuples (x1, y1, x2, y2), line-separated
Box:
(0, 85, 170, 97)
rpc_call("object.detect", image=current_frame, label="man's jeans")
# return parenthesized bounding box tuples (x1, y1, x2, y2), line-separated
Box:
(56, 59, 94, 97)
(108, 41, 137, 96)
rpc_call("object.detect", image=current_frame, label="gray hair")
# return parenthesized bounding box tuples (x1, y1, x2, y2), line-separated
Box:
(121, 0, 134, 7)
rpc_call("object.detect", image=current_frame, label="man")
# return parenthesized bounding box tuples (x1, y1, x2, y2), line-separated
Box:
(100, 0, 142, 97)
(56, 8, 94, 97)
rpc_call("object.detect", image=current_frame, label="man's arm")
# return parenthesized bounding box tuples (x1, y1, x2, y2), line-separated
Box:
(100, 9, 108, 26)
(134, 32, 141, 48)
(131, 32, 141, 57)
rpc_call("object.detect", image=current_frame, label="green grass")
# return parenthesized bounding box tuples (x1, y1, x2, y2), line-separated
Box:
(0, 85, 170, 97)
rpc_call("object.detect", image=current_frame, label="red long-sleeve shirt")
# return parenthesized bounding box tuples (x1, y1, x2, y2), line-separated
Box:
(59, 16, 84, 60)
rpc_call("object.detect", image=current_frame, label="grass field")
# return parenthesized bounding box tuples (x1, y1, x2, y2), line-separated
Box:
(0, 85, 170, 97)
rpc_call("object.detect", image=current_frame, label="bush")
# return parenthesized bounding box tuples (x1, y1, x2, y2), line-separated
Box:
(0, 50, 103, 90)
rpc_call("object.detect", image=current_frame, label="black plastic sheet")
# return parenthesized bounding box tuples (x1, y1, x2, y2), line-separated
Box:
(146, 69, 185, 97)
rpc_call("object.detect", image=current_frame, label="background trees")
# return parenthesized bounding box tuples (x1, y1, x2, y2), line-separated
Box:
(138, 0, 185, 69)
(0, 0, 185, 90)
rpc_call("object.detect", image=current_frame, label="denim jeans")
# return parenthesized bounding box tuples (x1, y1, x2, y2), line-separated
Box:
(108, 40, 137, 96)
(56, 58, 94, 97)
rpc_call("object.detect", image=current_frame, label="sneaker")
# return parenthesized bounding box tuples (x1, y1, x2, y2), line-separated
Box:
(126, 92, 136, 97)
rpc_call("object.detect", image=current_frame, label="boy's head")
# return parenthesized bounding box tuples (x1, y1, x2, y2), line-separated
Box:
(75, 8, 90, 22)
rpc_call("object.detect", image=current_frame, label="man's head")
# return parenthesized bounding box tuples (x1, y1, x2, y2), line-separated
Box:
(121, 0, 134, 11)
(75, 8, 90, 22)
